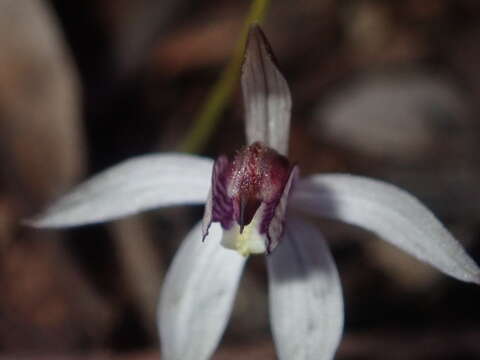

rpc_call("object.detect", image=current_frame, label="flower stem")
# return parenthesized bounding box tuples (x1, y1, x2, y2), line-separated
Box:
(178, 0, 270, 153)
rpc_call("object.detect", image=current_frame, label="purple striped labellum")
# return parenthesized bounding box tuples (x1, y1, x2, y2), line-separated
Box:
(202, 142, 298, 255)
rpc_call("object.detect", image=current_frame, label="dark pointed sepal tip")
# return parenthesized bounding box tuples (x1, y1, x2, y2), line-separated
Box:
(243, 24, 281, 70)
(202, 223, 211, 242)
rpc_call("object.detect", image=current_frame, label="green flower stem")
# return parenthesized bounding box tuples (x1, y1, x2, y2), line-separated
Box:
(178, 0, 270, 153)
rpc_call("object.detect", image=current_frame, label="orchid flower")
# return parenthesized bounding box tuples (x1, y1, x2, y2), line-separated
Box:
(30, 26, 480, 360)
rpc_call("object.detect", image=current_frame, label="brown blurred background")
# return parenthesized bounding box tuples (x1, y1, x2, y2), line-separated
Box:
(1, 0, 480, 359)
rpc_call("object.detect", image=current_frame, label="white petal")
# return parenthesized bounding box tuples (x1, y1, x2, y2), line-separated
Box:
(291, 174, 480, 284)
(267, 217, 344, 360)
(242, 25, 292, 155)
(159, 221, 247, 360)
(29, 154, 213, 227)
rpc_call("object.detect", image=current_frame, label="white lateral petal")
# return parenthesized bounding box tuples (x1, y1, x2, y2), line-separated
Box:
(267, 217, 344, 360)
(29, 154, 213, 228)
(159, 222, 247, 360)
(291, 174, 480, 284)
(242, 25, 292, 155)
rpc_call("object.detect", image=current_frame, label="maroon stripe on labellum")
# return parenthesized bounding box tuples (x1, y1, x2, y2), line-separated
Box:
(202, 156, 235, 241)
(211, 156, 234, 229)
(264, 165, 299, 253)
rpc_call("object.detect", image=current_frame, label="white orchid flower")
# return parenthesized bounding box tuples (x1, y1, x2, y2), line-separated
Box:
(30, 26, 480, 360)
